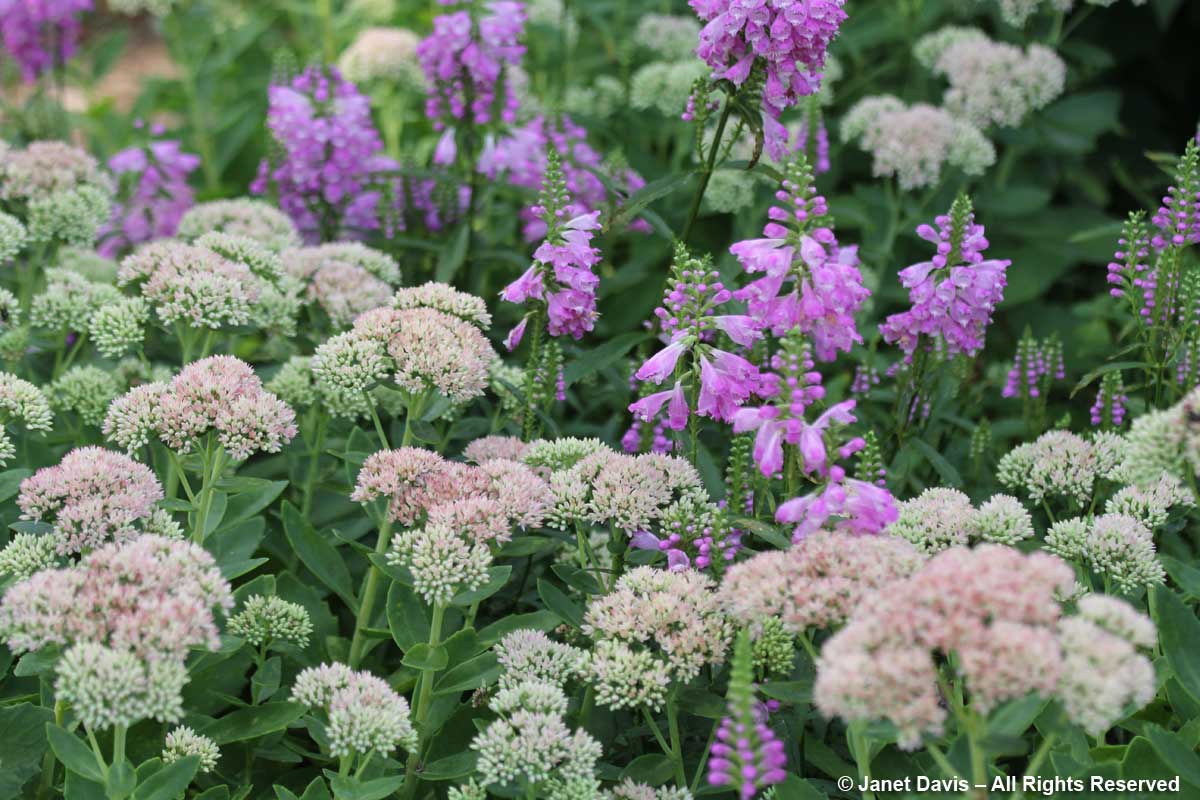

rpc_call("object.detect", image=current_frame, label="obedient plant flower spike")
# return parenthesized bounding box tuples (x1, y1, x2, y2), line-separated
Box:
(0, 0, 93, 82)
(1152, 138, 1200, 250)
(707, 631, 787, 797)
(100, 134, 201, 256)
(502, 150, 602, 438)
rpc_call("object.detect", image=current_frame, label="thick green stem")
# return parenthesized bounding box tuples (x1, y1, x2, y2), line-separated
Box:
(85, 727, 109, 781)
(192, 442, 227, 544)
(35, 699, 66, 800)
(1011, 733, 1057, 800)
(348, 518, 395, 668)
(112, 725, 126, 769)
(681, 95, 734, 245)
(401, 602, 447, 799)
(666, 695, 687, 788)
(850, 722, 875, 800)
(365, 393, 390, 450)
(301, 411, 327, 518)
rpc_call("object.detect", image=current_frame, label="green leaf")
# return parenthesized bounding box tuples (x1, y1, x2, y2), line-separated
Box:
(252, 656, 283, 705)
(402, 643, 449, 671)
(537, 579, 584, 628)
(760, 680, 813, 705)
(200, 491, 229, 539)
(217, 479, 288, 530)
(107, 761, 136, 799)
(562, 332, 651, 388)
(132, 756, 200, 800)
(608, 172, 695, 232)
(281, 502, 357, 611)
(417, 751, 477, 781)
(46, 725, 105, 784)
(988, 694, 1046, 738)
(449, 566, 511, 606)
(195, 788, 232, 800)
(676, 687, 726, 720)
(200, 702, 306, 745)
(435, 224, 470, 283)
(1154, 586, 1200, 704)
(1144, 725, 1200, 788)
(619, 754, 675, 784)
(772, 774, 828, 800)
(0, 704, 53, 800)
(478, 610, 560, 645)
(328, 775, 405, 800)
(0, 469, 32, 503)
(551, 563, 605, 595)
(1070, 361, 1148, 399)
(434, 653, 501, 695)
(1162, 555, 1200, 599)
(497, 536, 560, 557)
(909, 438, 962, 488)
(387, 581, 429, 651)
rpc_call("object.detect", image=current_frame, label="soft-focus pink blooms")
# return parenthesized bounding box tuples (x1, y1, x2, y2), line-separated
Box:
(636, 338, 688, 384)
(777, 477, 899, 542)
(0, 534, 233, 660)
(504, 317, 529, 352)
(630, 382, 690, 432)
(19, 447, 163, 555)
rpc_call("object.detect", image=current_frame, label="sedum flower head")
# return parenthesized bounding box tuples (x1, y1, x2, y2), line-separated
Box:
(0, 534, 232, 660)
(998, 430, 1103, 507)
(388, 522, 492, 606)
(30, 268, 122, 333)
(522, 437, 610, 475)
(970, 494, 1035, 545)
(632, 14, 701, 60)
(389, 307, 495, 404)
(285, 241, 401, 284)
(841, 97, 995, 190)
(495, 629, 590, 690)
(0, 372, 53, 465)
(18, 446, 163, 555)
(719, 530, 925, 635)
(55, 641, 187, 730)
(1105, 474, 1193, 530)
(464, 435, 529, 465)
(48, 365, 121, 427)
(916, 27, 1065, 128)
(352, 448, 456, 525)
(26, 186, 112, 246)
(118, 241, 256, 330)
(162, 726, 220, 772)
(605, 779, 693, 800)
(177, 199, 301, 252)
(584, 566, 730, 707)
(228, 595, 313, 649)
(104, 356, 298, 460)
(393, 281, 491, 328)
(292, 663, 417, 757)
(265, 356, 318, 409)
(338, 27, 423, 85)
(0, 533, 59, 581)
(472, 679, 602, 796)
(0, 141, 112, 205)
(1086, 514, 1165, 593)
(0, 212, 27, 263)
(1057, 595, 1156, 736)
(888, 488, 974, 553)
(88, 296, 149, 358)
(814, 545, 1075, 749)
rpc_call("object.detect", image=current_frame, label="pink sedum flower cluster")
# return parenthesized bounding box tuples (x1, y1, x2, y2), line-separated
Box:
(103, 356, 298, 460)
(18, 446, 163, 555)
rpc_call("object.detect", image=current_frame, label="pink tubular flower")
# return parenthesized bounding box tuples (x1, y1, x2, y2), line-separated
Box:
(501, 153, 603, 342)
(252, 66, 393, 241)
(777, 476, 898, 542)
(630, 382, 690, 432)
(18, 447, 163, 555)
(0, 0, 92, 82)
(880, 195, 1009, 358)
(732, 157, 868, 362)
(100, 136, 200, 257)
(418, 0, 526, 156)
(688, 0, 846, 118)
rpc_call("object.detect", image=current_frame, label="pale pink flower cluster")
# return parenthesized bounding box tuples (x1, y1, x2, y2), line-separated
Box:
(494, 629, 590, 689)
(718, 530, 924, 635)
(103, 356, 298, 460)
(393, 281, 493, 328)
(546, 449, 704, 533)
(118, 240, 260, 329)
(0, 534, 233, 661)
(282, 242, 401, 327)
(18, 446, 163, 554)
(292, 663, 418, 757)
(354, 448, 552, 532)
(1057, 594, 1156, 736)
(584, 566, 731, 709)
(464, 435, 529, 464)
(313, 306, 495, 407)
(814, 545, 1074, 749)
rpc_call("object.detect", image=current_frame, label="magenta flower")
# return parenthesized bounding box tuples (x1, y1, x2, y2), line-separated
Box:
(688, 0, 846, 118)
(777, 474, 898, 542)
(100, 135, 200, 257)
(635, 338, 689, 384)
(630, 382, 689, 432)
(0, 0, 92, 82)
(732, 157, 869, 362)
(880, 195, 1010, 358)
